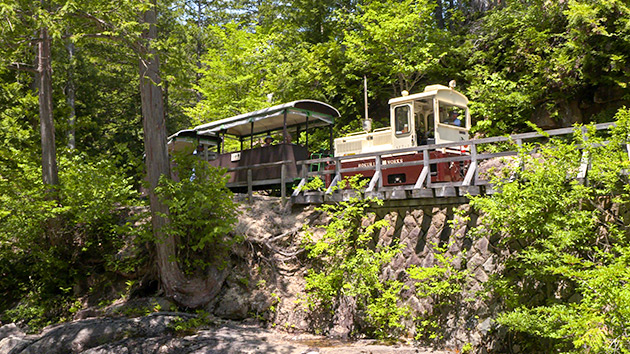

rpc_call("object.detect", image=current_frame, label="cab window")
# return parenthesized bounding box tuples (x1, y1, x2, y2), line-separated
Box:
(439, 104, 465, 127)
(414, 99, 433, 143)
(394, 105, 411, 136)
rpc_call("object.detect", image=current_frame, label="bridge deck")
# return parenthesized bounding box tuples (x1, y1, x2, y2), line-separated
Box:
(290, 122, 620, 204)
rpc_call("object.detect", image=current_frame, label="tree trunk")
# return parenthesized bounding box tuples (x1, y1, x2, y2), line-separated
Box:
(434, 0, 445, 29)
(66, 39, 76, 150)
(139, 2, 225, 308)
(38, 25, 59, 187)
(195, 0, 203, 102)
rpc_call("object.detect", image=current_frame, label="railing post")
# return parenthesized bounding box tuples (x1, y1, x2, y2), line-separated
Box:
(375, 155, 382, 189)
(247, 168, 253, 203)
(292, 161, 308, 198)
(463, 144, 477, 186)
(292, 178, 306, 197)
(366, 156, 381, 194)
(515, 138, 524, 172)
(281, 162, 286, 204)
(326, 158, 341, 194)
(577, 151, 590, 184)
(424, 149, 431, 188)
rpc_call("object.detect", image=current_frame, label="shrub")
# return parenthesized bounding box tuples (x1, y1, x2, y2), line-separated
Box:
(470, 108, 630, 353)
(303, 175, 408, 339)
(155, 151, 239, 274)
(408, 241, 470, 341)
(0, 153, 138, 330)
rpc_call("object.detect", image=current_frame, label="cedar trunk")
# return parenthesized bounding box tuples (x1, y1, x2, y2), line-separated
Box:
(65, 40, 76, 150)
(139, 4, 225, 308)
(434, 0, 445, 29)
(39, 26, 58, 187)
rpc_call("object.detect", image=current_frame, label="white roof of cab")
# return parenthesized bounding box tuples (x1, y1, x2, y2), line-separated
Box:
(388, 85, 469, 106)
(193, 100, 339, 137)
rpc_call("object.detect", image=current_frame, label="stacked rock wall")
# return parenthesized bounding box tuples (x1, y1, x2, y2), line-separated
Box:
(370, 203, 504, 352)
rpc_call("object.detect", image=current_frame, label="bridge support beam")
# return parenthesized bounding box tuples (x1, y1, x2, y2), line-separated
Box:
(326, 173, 341, 194)
(366, 171, 381, 193)
(577, 150, 590, 184)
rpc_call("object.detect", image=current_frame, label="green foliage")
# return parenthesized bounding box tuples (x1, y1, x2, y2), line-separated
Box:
(179, 0, 630, 147)
(464, 0, 568, 134)
(342, 0, 449, 95)
(186, 23, 273, 125)
(461, 342, 473, 354)
(562, 0, 630, 88)
(169, 310, 216, 335)
(295, 176, 325, 193)
(155, 151, 239, 274)
(303, 175, 408, 339)
(60, 39, 145, 167)
(364, 279, 409, 339)
(470, 108, 630, 352)
(408, 241, 470, 341)
(464, 0, 630, 135)
(408, 242, 469, 300)
(4, 300, 58, 332)
(58, 155, 137, 227)
(0, 152, 138, 330)
(108, 298, 165, 318)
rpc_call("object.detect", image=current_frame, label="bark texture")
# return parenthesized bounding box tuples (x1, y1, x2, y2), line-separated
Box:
(38, 25, 58, 187)
(138, 2, 225, 308)
(65, 40, 76, 150)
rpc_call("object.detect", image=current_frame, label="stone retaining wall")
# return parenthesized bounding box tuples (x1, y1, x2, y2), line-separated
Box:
(371, 204, 504, 352)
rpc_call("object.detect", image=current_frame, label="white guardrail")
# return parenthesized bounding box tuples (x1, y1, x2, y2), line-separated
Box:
(292, 122, 617, 202)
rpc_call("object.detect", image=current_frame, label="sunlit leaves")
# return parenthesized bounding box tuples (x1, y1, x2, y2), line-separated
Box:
(303, 175, 408, 339)
(470, 108, 630, 352)
(0, 153, 138, 328)
(186, 23, 273, 124)
(465, 0, 630, 135)
(155, 151, 239, 273)
(342, 0, 448, 95)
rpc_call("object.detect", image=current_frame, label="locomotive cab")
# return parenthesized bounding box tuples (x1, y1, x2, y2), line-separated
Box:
(388, 84, 470, 150)
(335, 84, 470, 156)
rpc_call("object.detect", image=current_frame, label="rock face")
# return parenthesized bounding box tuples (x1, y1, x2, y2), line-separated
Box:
(531, 99, 584, 129)
(0, 313, 190, 354)
(219, 196, 506, 353)
(0, 316, 449, 354)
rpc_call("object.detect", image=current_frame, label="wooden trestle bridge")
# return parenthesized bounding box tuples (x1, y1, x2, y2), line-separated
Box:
(219, 122, 616, 205)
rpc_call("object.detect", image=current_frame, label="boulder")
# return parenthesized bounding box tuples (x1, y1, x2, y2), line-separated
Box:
(0, 313, 194, 354)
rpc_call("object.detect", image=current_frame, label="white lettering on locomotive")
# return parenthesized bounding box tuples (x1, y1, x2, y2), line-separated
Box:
(358, 161, 374, 168)
(357, 158, 404, 168)
(385, 158, 404, 165)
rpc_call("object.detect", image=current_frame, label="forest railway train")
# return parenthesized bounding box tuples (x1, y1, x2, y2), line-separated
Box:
(167, 83, 472, 196)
